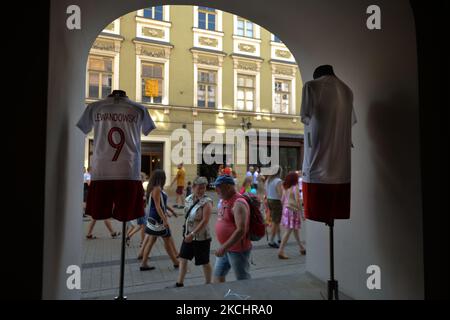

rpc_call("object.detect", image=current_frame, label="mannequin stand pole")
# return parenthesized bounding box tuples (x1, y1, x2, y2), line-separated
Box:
(114, 221, 127, 300)
(327, 220, 339, 300)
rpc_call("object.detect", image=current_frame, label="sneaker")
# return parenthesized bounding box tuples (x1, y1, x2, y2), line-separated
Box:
(139, 265, 156, 271)
(167, 282, 184, 289)
(268, 242, 279, 248)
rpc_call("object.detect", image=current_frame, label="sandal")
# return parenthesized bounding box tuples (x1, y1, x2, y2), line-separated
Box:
(300, 248, 306, 255)
(86, 234, 97, 240)
(111, 231, 121, 238)
(278, 253, 289, 260)
(140, 265, 156, 271)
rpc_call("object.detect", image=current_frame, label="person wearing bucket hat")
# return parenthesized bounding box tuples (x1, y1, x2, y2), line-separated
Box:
(213, 174, 252, 282)
(174, 176, 213, 288)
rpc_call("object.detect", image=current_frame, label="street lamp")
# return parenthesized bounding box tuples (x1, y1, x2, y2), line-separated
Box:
(241, 117, 252, 130)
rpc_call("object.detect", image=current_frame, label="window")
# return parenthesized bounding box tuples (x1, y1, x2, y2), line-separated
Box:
(237, 74, 255, 111)
(142, 6, 163, 20)
(273, 35, 282, 43)
(87, 56, 113, 99)
(198, 70, 217, 108)
(236, 18, 254, 38)
(198, 7, 216, 31)
(141, 62, 163, 104)
(274, 79, 291, 114)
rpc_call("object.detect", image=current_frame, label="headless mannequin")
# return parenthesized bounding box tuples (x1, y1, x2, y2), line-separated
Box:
(313, 64, 335, 79)
(107, 89, 129, 299)
(108, 90, 127, 97)
(108, 90, 127, 103)
(310, 64, 342, 300)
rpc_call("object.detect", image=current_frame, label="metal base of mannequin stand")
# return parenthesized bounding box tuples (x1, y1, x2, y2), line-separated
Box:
(327, 220, 339, 300)
(114, 221, 127, 301)
(327, 280, 339, 300)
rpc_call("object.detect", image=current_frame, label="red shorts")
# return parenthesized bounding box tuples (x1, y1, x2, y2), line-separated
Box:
(176, 186, 184, 195)
(85, 180, 145, 222)
(302, 182, 351, 224)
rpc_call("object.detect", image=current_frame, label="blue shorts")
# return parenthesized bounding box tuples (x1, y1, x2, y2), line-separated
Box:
(136, 214, 147, 225)
(213, 249, 251, 280)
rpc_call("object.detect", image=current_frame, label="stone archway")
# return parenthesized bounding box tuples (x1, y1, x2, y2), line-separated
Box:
(44, 0, 423, 299)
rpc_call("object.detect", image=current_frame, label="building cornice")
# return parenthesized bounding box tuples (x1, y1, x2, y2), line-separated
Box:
(230, 53, 264, 62)
(192, 27, 224, 37)
(133, 37, 174, 48)
(99, 32, 124, 41)
(232, 35, 262, 44)
(269, 59, 298, 66)
(84, 99, 300, 121)
(190, 47, 227, 57)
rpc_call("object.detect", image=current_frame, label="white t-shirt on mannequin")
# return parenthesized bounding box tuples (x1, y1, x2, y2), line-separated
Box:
(301, 75, 357, 184)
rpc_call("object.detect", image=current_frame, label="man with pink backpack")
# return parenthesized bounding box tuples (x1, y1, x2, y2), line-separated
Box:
(213, 175, 252, 282)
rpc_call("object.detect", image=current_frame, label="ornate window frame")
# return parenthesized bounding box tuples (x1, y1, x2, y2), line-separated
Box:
(271, 61, 297, 115)
(232, 56, 262, 113)
(85, 36, 122, 99)
(135, 42, 172, 105)
(192, 50, 225, 109)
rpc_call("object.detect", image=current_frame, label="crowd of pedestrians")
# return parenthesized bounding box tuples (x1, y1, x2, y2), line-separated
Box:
(82, 163, 306, 287)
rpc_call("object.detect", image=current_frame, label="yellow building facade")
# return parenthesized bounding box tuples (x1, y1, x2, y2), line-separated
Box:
(84, 5, 305, 186)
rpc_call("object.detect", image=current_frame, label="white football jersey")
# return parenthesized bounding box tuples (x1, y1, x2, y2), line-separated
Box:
(301, 75, 357, 184)
(77, 96, 156, 181)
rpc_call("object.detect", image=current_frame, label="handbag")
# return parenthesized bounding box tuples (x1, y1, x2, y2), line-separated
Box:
(145, 192, 170, 236)
(182, 198, 200, 238)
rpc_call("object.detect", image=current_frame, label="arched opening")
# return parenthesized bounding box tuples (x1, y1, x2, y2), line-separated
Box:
(81, 4, 307, 299)
(44, 0, 424, 300)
